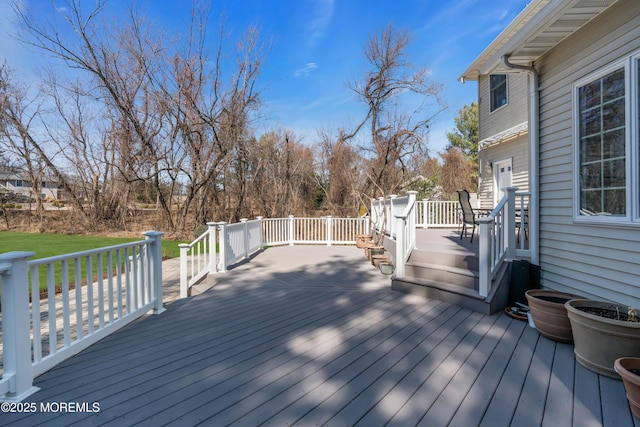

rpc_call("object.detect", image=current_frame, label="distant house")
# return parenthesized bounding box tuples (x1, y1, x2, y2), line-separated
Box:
(0, 169, 61, 201)
(460, 0, 640, 309)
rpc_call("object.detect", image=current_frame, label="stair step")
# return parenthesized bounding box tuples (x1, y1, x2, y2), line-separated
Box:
(404, 261, 478, 290)
(408, 248, 479, 271)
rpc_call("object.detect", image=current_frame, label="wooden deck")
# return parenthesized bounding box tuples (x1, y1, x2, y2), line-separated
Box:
(2, 245, 638, 426)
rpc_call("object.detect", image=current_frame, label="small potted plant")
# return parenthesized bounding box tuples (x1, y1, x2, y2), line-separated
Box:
(615, 357, 640, 419)
(565, 299, 640, 378)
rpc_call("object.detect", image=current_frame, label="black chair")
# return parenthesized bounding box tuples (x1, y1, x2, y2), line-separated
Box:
(457, 189, 478, 243)
(516, 203, 529, 241)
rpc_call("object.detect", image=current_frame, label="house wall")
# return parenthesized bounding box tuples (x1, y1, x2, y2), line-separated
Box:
(477, 70, 529, 209)
(478, 73, 528, 141)
(477, 134, 529, 210)
(535, 0, 640, 308)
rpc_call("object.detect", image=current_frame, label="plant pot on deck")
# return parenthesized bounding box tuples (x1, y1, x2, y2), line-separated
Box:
(615, 357, 640, 419)
(364, 243, 384, 261)
(355, 234, 372, 249)
(372, 254, 387, 268)
(525, 289, 582, 343)
(379, 261, 394, 275)
(565, 299, 640, 378)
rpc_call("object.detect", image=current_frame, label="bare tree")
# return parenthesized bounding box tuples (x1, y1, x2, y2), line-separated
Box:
(347, 24, 445, 206)
(9, 0, 265, 235)
(440, 147, 474, 200)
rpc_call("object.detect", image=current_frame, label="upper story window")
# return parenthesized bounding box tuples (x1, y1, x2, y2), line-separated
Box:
(573, 53, 640, 224)
(490, 74, 508, 112)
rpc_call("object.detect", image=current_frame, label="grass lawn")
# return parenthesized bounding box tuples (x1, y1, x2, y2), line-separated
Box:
(0, 231, 189, 292)
(0, 231, 186, 260)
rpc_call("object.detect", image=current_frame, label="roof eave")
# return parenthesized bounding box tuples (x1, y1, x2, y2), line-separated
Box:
(459, 0, 620, 82)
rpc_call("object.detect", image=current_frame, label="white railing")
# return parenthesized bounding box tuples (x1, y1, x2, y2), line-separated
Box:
(221, 218, 264, 268)
(371, 194, 410, 238)
(394, 191, 418, 278)
(0, 231, 165, 402)
(179, 223, 219, 298)
(416, 200, 461, 228)
(263, 216, 368, 246)
(180, 216, 369, 297)
(477, 188, 531, 297)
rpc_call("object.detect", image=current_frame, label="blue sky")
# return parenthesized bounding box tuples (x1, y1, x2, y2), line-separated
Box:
(0, 0, 530, 155)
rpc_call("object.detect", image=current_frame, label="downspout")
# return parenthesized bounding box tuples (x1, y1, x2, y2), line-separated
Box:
(501, 55, 539, 265)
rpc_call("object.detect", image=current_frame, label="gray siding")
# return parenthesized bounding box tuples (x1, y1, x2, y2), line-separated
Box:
(536, 0, 640, 308)
(478, 135, 529, 210)
(478, 73, 528, 141)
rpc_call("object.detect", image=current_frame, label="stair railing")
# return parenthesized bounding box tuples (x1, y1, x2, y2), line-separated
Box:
(477, 187, 524, 297)
(393, 191, 418, 279)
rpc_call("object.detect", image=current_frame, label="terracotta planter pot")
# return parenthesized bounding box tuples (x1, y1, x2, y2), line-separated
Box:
(363, 241, 377, 256)
(372, 255, 387, 268)
(525, 289, 582, 343)
(365, 245, 384, 261)
(355, 234, 371, 249)
(565, 299, 640, 378)
(615, 357, 640, 419)
(369, 247, 384, 263)
(380, 262, 394, 275)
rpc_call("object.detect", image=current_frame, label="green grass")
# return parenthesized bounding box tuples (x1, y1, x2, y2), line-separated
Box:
(0, 231, 186, 260)
(0, 231, 189, 292)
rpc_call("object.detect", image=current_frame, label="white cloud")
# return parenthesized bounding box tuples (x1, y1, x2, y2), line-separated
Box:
(294, 62, 318, 78)
(307, 0, 334, 48)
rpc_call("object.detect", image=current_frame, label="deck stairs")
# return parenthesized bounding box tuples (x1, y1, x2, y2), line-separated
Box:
(389, 229, 511, 315)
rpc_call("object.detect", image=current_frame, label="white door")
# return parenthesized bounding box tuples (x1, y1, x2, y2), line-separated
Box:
(493, 158, 512, 205)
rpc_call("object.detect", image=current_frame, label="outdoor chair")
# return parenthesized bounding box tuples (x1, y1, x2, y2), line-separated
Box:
(515, 203, 529, 241)
(457, 189, 478, 243)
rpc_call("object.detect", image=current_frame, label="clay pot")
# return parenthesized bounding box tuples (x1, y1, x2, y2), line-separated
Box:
(372, 255, 387, 268)
(566, 299, 640, 378)
(615, 357, 640, 419)
(355, 234, 371, 249)
(525, 289, 582, 343)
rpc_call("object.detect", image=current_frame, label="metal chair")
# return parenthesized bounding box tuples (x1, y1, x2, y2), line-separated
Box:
(516, 203, 529, 241)
(457, 189, 478, 243)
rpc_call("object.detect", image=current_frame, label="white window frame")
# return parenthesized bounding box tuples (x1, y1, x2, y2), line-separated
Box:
(490, 74, 508, 112)
(573, 53, 640, 225)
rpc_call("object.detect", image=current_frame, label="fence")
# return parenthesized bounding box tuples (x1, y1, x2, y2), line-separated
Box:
(0, 231, 165, 402)
(180, 216, 369, 297)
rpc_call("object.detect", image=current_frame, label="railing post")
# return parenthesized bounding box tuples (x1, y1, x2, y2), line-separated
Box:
(143, 230, 166, 314)
(218, 222, 228, 273)
(241, 218, 249, 258)
(326, 216, 333, 246)
(0, 251, 40, 402)
(477, 218, 492, 298)
(407, 191, 418, 247)
(389, 195, 397, 237)
(179, 243, 190, 298)
(288, 215, 295, 246)
(505, 187, 517, 261)
(377, 197, 384, 233)
(256, 216, 264, 249)
(207, 222, 218, 274)
(395, 216, 406, 278)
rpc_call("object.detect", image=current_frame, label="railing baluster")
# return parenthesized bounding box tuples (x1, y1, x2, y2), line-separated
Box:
(31, 266, 41, 363)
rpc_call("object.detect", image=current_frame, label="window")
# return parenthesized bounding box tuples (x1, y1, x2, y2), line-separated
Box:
(490, 74, 508, 111)
(574, 54, 640, 223)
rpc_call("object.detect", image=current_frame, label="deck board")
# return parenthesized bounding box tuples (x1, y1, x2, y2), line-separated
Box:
(1, 245, 636, 426)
